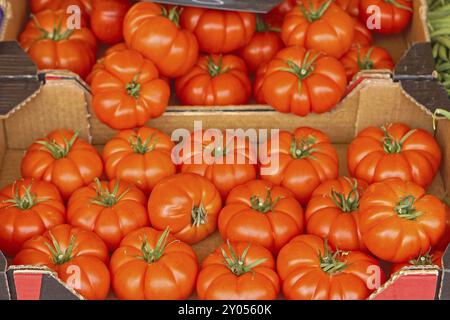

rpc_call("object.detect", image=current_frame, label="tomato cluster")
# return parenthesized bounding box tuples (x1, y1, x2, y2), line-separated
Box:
(20, 0, 410, 127)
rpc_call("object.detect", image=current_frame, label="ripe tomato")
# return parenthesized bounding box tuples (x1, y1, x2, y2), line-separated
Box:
(277, 235, 385, 300)
(336, 0, 360, 17)
(238, 15, 284, 73)
(218, 180, 304, 253)
(352, 18, 373, 47)
(197, 241, 280, 300)
(13, 224, 110, 300)
(90, 0, 132, 45)
(21, 129, 103, 200)
(359, 179, 446, 263)
(281, 0, 354, 58)
(175, 54, 252, 106)
(148, 173, 222, 244)
(180, 7, 256, 54)
(19, 10, 97, 79)
(340, 46, 394, 81)
(67, 179, 149, 251)
(178, 131, 257, 200)
(102, 127, 176, 194)
(391, 250, 443, 274)
(305, 177, 367, 251)
(85, 42, 128, 85)
(347, 123, 442, 188)
(255, 46, 347, 116)
(0, 179, 65, 256)
(123, 2, 199, 78)
(91, 49, 170, 130)
(435, 198, 450, 251)
(110, 227, 198, 300)
(30, 0, 93, 15)
(359, 0, 413, 34)
(260, 127, 339, 205)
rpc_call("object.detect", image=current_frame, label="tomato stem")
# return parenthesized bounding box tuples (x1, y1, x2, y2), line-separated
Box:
(289, 135, 319, 159)
(32, 15, 74, 42)
(330, 178, 361, 212)
(2, 181, 48, 210)
(255, 14, 280, 33)
(36, 131, 79, 159)
(299, 0, 333, 23)
(319, 240, 348, 274)
(250, 188, 283, 213)
(91, 179, 129, 207)
(384, 0, 413, 12)
(433, 108, 450, 130)
(45, 233, 76, 265)
(278, 51, 322, 93)
(129, 133, 158, 154)
(192, 202, 207, 227)
(207, 55, 230, 78)
(409, 250, 434, 266)
(356, 46, 375, 71)
(161, 6, 181, 27)
(140, 228, 177, 264)
(221, 240, 268, 276)
(395, 196, 423, 220)
(381, 125, 416, 154)
(126, 74, 141, 99)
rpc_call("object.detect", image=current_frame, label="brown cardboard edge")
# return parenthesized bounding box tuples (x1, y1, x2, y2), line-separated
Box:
(0, 0, 11, 41)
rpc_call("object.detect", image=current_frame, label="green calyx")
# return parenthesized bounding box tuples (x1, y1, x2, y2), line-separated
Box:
(330, 179, 361, 213)
(250, 188, 283, 213)
(319, 241, 348, 274)
(255, 14, 280, 33)
(299, 0, 333, 23)
(139, 228, 178, 264)
(221, 240, 268, 276)
(37, 132, 79, 159)
(207, 55, 230, 78)
(357, 47, 375, 71)
(45, 234, 76, 265)
(161, 6, 181, 26)
(381, 125, 416, 154)
(395, 196, 423, 220)
(91, 179, 129, 207)
(409, 250, 434, 266)
(129, 133, 158, 154)
(384, 0, 413, 12)
(2, 182, 47, 210)
(192, 202, 207, 227)
(33, 15, 74, 42)
(126, 74, 142, 99)
(278, 51, 322, 93)
(289, 135, 319, 159)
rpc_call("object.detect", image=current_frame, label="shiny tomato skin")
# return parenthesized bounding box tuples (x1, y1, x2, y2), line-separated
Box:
(277, 234, 385, 300)
(110, 227, 198, 300)
(180, 7, 256, 54)
(218, 180, 304, 253)
(91, 49, 170, 130)
(336, 0, 360, 17)
(19, 10, 97, 79)
(102, 127, 176, 194)
(67, 179, 149, 251)
(352, 18, 373, 47)
(197, 242, 280, 300)
(347, 123, 442, 188)
(30, 0, 93, 15)
(86, 42, 128, 85)
(0, 179, 65, 256)
(21, 129, 103, 200)
(148, 173, 222, 244)
(359, 179, 446, 263)
(91, 0, 132, 45)
(260, 127, 339, 205)
(123, 2, 199, 78)
(281, 0, 354, 59)
(13, 224, 110, 300)
(175, 54, 252, 106)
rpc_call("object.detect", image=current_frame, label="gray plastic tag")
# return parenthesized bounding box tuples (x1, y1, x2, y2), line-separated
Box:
(148, 0, 284, 13)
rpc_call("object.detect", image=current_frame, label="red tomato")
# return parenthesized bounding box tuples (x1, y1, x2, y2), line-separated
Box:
(85, 42, 128, 85)
(30, 0, 93, 15)
(277, 235, 385, 300)
(218, 180, 304, 253)
(91, 0, 132, 45)
(21, 129, 103, 200)
(340, 46, 395, 81)
(265, 0, 297, 28)
(359, 179, 446, 263)
(305, 177, 368, 251)
(19, 10, 97, 79)
(102, 127, 176, 194)
(352, 18, 373, 47)
(13, 224, 110, 300)
(175, 54, 252, 106)
(123, 2, 199, 78)
(91, 49, 170, 130)
(281, 0, 354, 58)
(238, 15, 285, 73)
(148, 173, 222, 244)
(336, 0, 360, 17)
(260, 127, 339, 205)
(347, 123, 442, 188)
(180, 7, 256, 54)
(197, 241, 280, 300)
(67, 179, 149, 251)
(391, 250, 443, 274)
(255, 46, 347, 116)
(359, 0, 413, 34)
(435, 199, 450, 251)
(0, 179, 65, 256)
(110, 227, 198, 300)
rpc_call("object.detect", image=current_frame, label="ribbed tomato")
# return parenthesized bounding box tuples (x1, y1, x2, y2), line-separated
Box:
(260, 127, 339, 205)
(348, 123, 442, 188)
(391, 250, 443, 274)
(86, 42, 128, 85)
(110, 227, 198, 300)
(197, 241, 280, 300)
(359, 179, 446, 263)
(90, 0, 131, 45)
(0, 179, 65, 256)
(30, 0, 93, 15)
(180, 7, 255, 54)
(352, 18, 373, 47)
(19, 9, 97, 79)
(255, 46, 347, 116)
(281, 0, 354, 58)
(336, 0, 360, 17)
(148, 173, 222, 244)
(218, 180, 304, 253)
(91, 49, 170, 130)
(102, 127, 176, 194)
(123, 2, 199, 78)
(175, 54, 252, 106)
(359, 0, 413, 34)
(277, 235, 385, 300)
(306, 177, 367, 251)
(67, 179, 149, 251)
(21, 129, 103, 200)
(13, 224, 110, 300)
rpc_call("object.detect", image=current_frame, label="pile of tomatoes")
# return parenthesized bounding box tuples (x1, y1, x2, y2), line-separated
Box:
(0, 120, 449, 300)
(19, 0, 412, 127)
